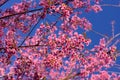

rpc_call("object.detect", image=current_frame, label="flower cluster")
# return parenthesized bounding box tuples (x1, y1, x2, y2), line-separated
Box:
(0, 0, 119, 80)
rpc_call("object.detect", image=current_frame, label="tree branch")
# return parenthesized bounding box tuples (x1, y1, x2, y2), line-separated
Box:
(111, 20, 115, 37)
(0, 0, 9, 7)
(100, 4, 120, 7)
(0, 8, 43, 19)
(0, 0, 74, 20)
(18, 17, 41, 47)
(62, 72, 81, 80)
(90, 29, 109, 39)
(106, 33, 120, 47)
(0, 44, 47, 51)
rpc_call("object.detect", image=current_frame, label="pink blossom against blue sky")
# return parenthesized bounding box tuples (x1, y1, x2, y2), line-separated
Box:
(1, 0, 120, 78)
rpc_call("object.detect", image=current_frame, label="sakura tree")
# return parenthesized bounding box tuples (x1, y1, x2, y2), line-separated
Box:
(0, 0, 120, 80)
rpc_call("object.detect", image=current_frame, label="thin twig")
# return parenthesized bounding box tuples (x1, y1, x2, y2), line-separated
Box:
(90, 29, 109, 39)
(106, 33, 120, 47)
(108, 71, 120, 74)
(0, 8, 43, 19)
(62, 71, 82, 80)
(0, 44, 47, 51)
(18, 17, 41, 47)
(111, 20, 115, 37)
(100, 4, 120, 7)
(112, 40, 120, 46)
(0, 0, 9, 7)
(116, 53, 120, 57)
(114, 64, 120, 67)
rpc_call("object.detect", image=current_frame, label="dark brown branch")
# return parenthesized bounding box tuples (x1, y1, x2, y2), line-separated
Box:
(0, 1, 118, 20)
(0, 44, 47, 51)
(0, 8, 43, 19)
(0, 0, 9, 7)
(63, 72, 81, 80)
(18, 17, 41, 47)
(19, 44, 47, 48)
(0, 0, 74, 19)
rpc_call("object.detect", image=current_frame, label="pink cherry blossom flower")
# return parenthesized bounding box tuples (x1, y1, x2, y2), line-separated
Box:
(92, 4, 102, 13)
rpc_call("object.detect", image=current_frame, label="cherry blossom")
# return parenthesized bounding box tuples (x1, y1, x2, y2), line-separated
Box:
(0, 0, 119, 80)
